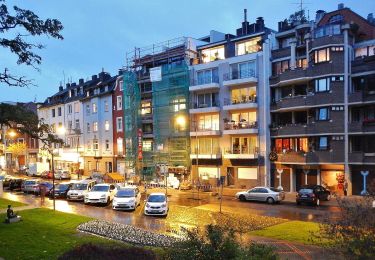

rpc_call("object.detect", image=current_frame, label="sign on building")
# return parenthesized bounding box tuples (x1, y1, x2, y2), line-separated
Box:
(150, 67, 162, 82)
(137, 129, 143, 160)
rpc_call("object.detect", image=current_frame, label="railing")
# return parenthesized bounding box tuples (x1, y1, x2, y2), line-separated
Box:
(224, 146, 257, 155)
(191, 147, 221, 155)
(224, 121, 257, 130)
(190, 101, 220, 109)
(192, 74, 219, 86)
(224, 95, 257, 105)
(224, 68, 256, 81)
(190, 123, 220, 132)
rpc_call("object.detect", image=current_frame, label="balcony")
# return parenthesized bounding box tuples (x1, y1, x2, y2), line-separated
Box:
(349, 90, 375, 103)
(223, 121, 258, 135)
(349, 120, 375, 133)
(190, 148, 221, 159)
(190, 123, 220, 136)
(223, 96, 257, 111)
(223, 147, 258, 159)
(275, 150, 344, 164)
(189, 102, 220, 114)
(223, 69, 257, 87)
(352, 55, 375, 74)
(189, 75, 220, 92)
(348, 152, 375, 164)
(271, 120, 344, 136)
(141, 113, 153, 122)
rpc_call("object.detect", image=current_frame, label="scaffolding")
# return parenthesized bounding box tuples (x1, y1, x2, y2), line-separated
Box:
(123, 37, 194, 180)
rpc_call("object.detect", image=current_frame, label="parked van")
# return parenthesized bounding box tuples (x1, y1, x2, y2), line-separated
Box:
(66, 179, 96, 201)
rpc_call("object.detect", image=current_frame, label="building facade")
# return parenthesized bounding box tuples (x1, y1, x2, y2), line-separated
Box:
(269, 4, 375, 195)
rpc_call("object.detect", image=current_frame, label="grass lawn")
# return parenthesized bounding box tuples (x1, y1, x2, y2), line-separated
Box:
(250, 220, 326, 245)
(0, 197, 27, 208)
(0, 208, 143, 260)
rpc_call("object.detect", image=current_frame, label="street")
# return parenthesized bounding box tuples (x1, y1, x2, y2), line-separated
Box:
(1, 183, 341, 235)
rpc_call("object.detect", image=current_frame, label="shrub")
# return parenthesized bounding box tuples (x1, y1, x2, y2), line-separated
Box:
(58, 243, 157, 260)
(164, 224, 277, 260)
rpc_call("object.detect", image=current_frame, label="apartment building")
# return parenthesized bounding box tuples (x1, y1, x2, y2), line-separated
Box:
(189, 13, 273, 188)
(269, 4, 375, 195)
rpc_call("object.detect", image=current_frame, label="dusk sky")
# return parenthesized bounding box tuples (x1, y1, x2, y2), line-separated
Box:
(1, 0, 373, 103)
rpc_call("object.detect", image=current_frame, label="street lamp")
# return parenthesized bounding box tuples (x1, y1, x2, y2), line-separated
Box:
(8, 131, 17, 138)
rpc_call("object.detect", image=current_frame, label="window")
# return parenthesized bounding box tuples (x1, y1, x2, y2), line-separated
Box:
(93, 122, 98, 132)
(74, 102, 79, 113)
(236, 36, 261, 56)
(172, 98, 186, 112)
(93, 139, 99, 150)
(105, 120, 110, 131)
(68, 104, 72, 114)
(313, 48, 330, 63)
(75, 119, 80, 130)
(230, 136, 257, 154)
(318, 136, 329, 150)
(191, 138, 220, 154)
(315, 78, 330, 92)
(58, 107, 62, 116)
(230, 87, 256, 104)
(68, 121, 72, 131)
(141, 101, 152, 115)
(116, 117, 123, 132)
(201, 46, 225, 63)
(272, 60, 289, 75)
(231, 61, 256, 79)
(279, 37, 294, 49)
(329, 14, 343, 24)
(296, 58, 307, 69)
(86, 104, 90, 115)
(104, 100, 109, 112)
(331, 76, 344, 82)
(196, 114, 220, 131)
(197, 68, 218, 85)
(105, 140, 110, 150)
(274, 138, 308, 153)
(195, 92, 218, 108)
(331, 46, 344, 52)
(119, 80, 123, 91)
(92, 103, 97, 113)
(117, 138, 123, 155)
(316, 107, 329, 121)
(116, 96, 122, 110)
(143, 140, 153, 151)
(52, 109, 56, 117)
(87, 123, 90, 133)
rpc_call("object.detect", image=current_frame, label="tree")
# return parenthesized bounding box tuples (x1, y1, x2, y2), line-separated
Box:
(0, 0, 63, 87)
(7, 141, 26, 169)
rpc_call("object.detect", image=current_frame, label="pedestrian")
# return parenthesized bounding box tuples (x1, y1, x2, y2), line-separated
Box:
(39, 184, 46, 204)
(344, 180, 348, 196)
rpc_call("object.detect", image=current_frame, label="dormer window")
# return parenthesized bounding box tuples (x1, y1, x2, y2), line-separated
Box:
(236, 36, 262, 56)
(201, 46, 225, 63)
(329, 14, 343, 24)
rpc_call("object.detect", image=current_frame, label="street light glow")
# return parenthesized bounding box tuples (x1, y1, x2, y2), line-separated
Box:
(8, 131, 16, 138)
(57, 126, 66, 135)
(175, 115, 186, 127)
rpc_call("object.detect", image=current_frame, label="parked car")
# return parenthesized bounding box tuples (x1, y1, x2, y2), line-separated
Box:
(41, 171, 53, 179)
(235, 187, 285, 204)
(9, 178, 24, 191)
(112, 186, 141, 211)
(84, 184, 117, 205)
(67, 179, 96, 201)
(296, 185, 331, 206)
(35, 182, 54, 196)
(54, 170, 71, 180)
(50, 182, 73, 199)
(2, 175, 15, 188)
(22, 179, 41, 194)
(144, 193, 169, 216)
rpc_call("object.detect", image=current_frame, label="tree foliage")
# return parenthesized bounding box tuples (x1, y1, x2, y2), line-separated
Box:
(0, 0, 63, 87)
(7, 142, 26, 158)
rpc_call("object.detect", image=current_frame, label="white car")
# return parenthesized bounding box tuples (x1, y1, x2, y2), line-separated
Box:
(67, 179, 96, 201)
(112, 186, 141, 210)
(54, 170, 71, 180)
(85, 184, 117, 205)
(144, 193, 168, 216)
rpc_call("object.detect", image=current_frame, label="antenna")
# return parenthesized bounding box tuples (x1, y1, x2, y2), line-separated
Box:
(62, 70, 66, 85)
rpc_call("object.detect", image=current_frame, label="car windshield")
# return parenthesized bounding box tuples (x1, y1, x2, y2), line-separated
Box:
(91, 186, 109, 192)
(299, 188, 313, 193)
(25, 181, 36, 185)
(41, 183, 52, 188)
(71, 183, 88, 190)
(148, 195, 165, 202)
(56, 184, 69, 190)
(116, 189, 135, 198)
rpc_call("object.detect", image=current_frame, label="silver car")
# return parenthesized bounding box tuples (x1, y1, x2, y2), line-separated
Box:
(54, 170, 71, 180)
(235, 187, 285, 204)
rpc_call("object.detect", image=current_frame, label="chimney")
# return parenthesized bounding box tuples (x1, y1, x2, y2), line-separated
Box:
(118, 69, 123, 76)
(368, 13, 374, 24)
(65, 83, 70, 89)
(59, 86, 63, 92)
(256, 17, 265, 31)
(71, 83, 76, 87)
(244, 9, 247, 22)
(315, 10, 326, 23)
(79, 78, 84, 85)
(92, 75, 98, 81)
(338, 3, 344, 10)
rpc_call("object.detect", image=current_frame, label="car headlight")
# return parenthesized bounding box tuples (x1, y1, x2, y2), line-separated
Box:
(101, 194, 106, 198)
(146, 203, 150, 207)
(85, 194, 89, 198)
(161, 203, 166, 207)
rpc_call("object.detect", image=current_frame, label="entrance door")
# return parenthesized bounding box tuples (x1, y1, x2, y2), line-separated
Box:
(227, 167, 235, 186)
(296, 169, 305, 191)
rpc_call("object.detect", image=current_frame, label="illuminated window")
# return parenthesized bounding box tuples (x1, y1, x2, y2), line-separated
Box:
(117, 138, 123, 154)
(296, 58, 307, 69)
(105, 120, 110, 131)
(172, 98, 186, 112)
(230, 87, 256, 104)
(105, 140, 110, 150)
(104, 100, 109, 112)
(315, 78, 330, 92)
(196, 114, 219, 131)
(93, 140, 99, 150)
(313, 48, 330, 63)
(201, 46, 225, 63)
(236, 36, 261, 56)
(93, 122, 98, 132)
(92, 103, 97, 113)
(141, 101, 152, 115)
(143, 140, 153, 151)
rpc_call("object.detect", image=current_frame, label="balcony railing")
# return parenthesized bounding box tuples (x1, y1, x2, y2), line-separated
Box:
(224, 120, 257, 130)
(224, 68, 256, 81)
(191, 147, 221, 155)
(190, 123, 220, 132)
(190, 101, 220, 109)
(224, 95, 257, 105)
(224, 146, 257, 155)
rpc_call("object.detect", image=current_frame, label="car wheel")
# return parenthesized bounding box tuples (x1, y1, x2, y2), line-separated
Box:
(267, 197, 275, 204)
(239, 195, 246, 201)
(316, 199, 320, 206)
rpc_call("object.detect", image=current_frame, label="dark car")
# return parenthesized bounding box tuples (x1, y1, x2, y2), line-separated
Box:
(296, 185, 331, 206)
(35, 182, 54, 196)
(9, 178, 23, 191)
(50, 183, 72, 199)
